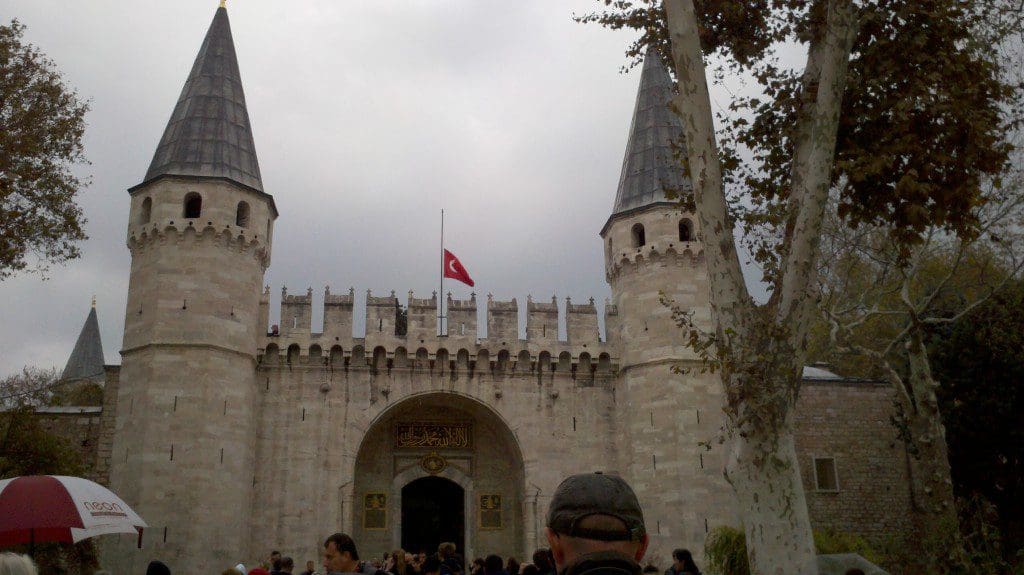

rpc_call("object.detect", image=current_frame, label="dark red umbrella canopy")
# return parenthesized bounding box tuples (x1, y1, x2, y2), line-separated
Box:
(0, 475, 85, 546)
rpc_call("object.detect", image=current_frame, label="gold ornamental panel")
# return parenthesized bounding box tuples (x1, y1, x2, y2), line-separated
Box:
(479, 493, 502, 530)
(363, 492, 387, 530)
(395, 422, 472, 449)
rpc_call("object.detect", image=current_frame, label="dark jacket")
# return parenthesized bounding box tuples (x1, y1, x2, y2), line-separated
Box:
(562, 552, 641, 575)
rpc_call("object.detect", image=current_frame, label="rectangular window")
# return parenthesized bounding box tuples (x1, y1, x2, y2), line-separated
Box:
(363, 493, 387, 530)
(813, 457, 839, 492)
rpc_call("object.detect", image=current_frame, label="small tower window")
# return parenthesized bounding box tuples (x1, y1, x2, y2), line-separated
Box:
(679, 218, 693, 242)
(236, 201, 250, 227)
(183, 192, 202, 218)
(631, 223, 646, 248)
(140, 197, 152, 225)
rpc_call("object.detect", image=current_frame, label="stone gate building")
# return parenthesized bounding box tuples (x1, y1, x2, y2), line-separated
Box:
(50, 5, 921, 573)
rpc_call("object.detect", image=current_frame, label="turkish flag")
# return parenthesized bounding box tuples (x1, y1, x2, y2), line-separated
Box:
(443, 249, 475, 287)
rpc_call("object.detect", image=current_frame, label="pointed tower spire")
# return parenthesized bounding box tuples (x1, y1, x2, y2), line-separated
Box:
(61, 304, 105, 382)
(141, 4, 263, 192)
(609, 51, 690, 217)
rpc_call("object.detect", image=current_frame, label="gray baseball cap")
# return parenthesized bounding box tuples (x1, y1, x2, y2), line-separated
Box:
(546, 472, 646, 542)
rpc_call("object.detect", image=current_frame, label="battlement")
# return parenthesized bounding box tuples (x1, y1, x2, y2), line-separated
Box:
(264, 286, 614, 349)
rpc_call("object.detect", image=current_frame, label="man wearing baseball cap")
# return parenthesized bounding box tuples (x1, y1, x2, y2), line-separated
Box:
(545, 472, 649, 575)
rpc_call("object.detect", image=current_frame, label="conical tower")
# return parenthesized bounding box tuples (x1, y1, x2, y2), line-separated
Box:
(107, 4, 275, 572)
(601, 51, 737, 557)
(61, 299, 105, 385)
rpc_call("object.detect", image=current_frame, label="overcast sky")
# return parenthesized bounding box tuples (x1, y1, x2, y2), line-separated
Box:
(0, 1, 766, 378)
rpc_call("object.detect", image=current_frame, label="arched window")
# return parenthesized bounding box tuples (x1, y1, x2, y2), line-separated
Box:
(679, 218, 693, 242)
(140, 197, 152, 225)
(236, 201, 250, 227)
(631, 223, 646, 248)
(183, 192, 202, 218)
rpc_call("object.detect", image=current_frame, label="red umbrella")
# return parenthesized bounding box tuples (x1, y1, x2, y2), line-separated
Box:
(0, 475, 147, 548)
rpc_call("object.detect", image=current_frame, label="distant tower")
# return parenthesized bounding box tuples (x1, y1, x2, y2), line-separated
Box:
(61, 298, 105, 386)
(107, 5, 276, 572)
(601, 52, 736, 556)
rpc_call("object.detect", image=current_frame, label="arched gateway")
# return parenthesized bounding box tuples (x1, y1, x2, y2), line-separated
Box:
(352, 393, 526, 560)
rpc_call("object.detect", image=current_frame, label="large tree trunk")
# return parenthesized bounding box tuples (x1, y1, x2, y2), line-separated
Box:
(903, 333, 959, 570)
(727, 418, 818, 575)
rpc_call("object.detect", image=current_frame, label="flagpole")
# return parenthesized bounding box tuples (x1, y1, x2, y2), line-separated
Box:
(439, 209, 445, 336)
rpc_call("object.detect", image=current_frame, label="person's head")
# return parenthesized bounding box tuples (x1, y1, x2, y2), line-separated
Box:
(532, 551, 552, 573)
(421, 557, 442, 575)
(506, 557, 520, 574)
(146, 560, 171, 575)
(438, 543, 456, 559)
(393, 550, 407, 572)
(405, 553, 415, 564)
(324, 533, 360, 573)
(273, 557, 283, 572)
(0, 553, 38, 575)
(271, 552, 282, 567)
(307, 560, 316, 573)
(483, 555, 503, 574)
(280, 557, 295, 573)
(544, 472, 649, 571)
(671, 549, 697, 571)
(520, 566, 538, 575)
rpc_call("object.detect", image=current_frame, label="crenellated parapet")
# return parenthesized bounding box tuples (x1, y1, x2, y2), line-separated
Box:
(126, 223, 270, 268)
(260, 287, 616, 365)
(446, 293, 477, 340)
(526, 296, 558, 343)
(324, 286, 355, 339)
(280, 286, 313, 337)
(486, 294, 518, 344)
(566, 297, 600, 344)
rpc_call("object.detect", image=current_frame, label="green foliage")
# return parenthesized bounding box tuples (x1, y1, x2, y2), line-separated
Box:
(814, 528, 882, 565)
(704, 526, 749, 575)
(0, 19, 90, 280)
(704, 525, 888, 575)
(930, 280, 1024, 561)
(0, 406, 85, 478)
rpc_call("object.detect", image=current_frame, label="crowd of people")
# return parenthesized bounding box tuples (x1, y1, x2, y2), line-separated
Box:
(0, 472, 876, 575)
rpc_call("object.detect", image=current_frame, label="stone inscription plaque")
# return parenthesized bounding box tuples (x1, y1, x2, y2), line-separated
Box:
(395, 422, 472, 449)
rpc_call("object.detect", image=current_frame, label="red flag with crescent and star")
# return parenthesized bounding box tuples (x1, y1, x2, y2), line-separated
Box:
(443, 249, 475, 287)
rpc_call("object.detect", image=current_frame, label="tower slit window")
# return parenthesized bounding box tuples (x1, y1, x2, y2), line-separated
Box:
(679, 218, 693, 242)
(631, 223, 646, 248)
(183, 192, 202, 218)
(140, 197, 152, 225)
(236, 201, 250, 227)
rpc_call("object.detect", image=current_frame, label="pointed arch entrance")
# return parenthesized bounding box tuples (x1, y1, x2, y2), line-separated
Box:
(352, 393, 525, 561)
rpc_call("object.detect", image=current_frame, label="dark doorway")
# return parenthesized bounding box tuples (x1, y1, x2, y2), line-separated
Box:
(401, 476, 465, 555)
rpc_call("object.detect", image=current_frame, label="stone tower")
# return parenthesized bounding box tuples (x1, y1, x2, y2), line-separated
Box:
(601, 52, 737, 557)
(107, 5, 276, 572)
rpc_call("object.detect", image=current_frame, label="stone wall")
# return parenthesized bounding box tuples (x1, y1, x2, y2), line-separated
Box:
(794, 379, 917, 551)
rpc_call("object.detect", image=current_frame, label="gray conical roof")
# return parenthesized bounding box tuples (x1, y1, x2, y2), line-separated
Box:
(61, 305, 105, 382)
(141, 6, 263, 192)
(609, 51, 690, 216)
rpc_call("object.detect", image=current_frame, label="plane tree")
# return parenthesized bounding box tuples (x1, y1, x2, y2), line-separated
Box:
(578, 1, 1022, 572)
